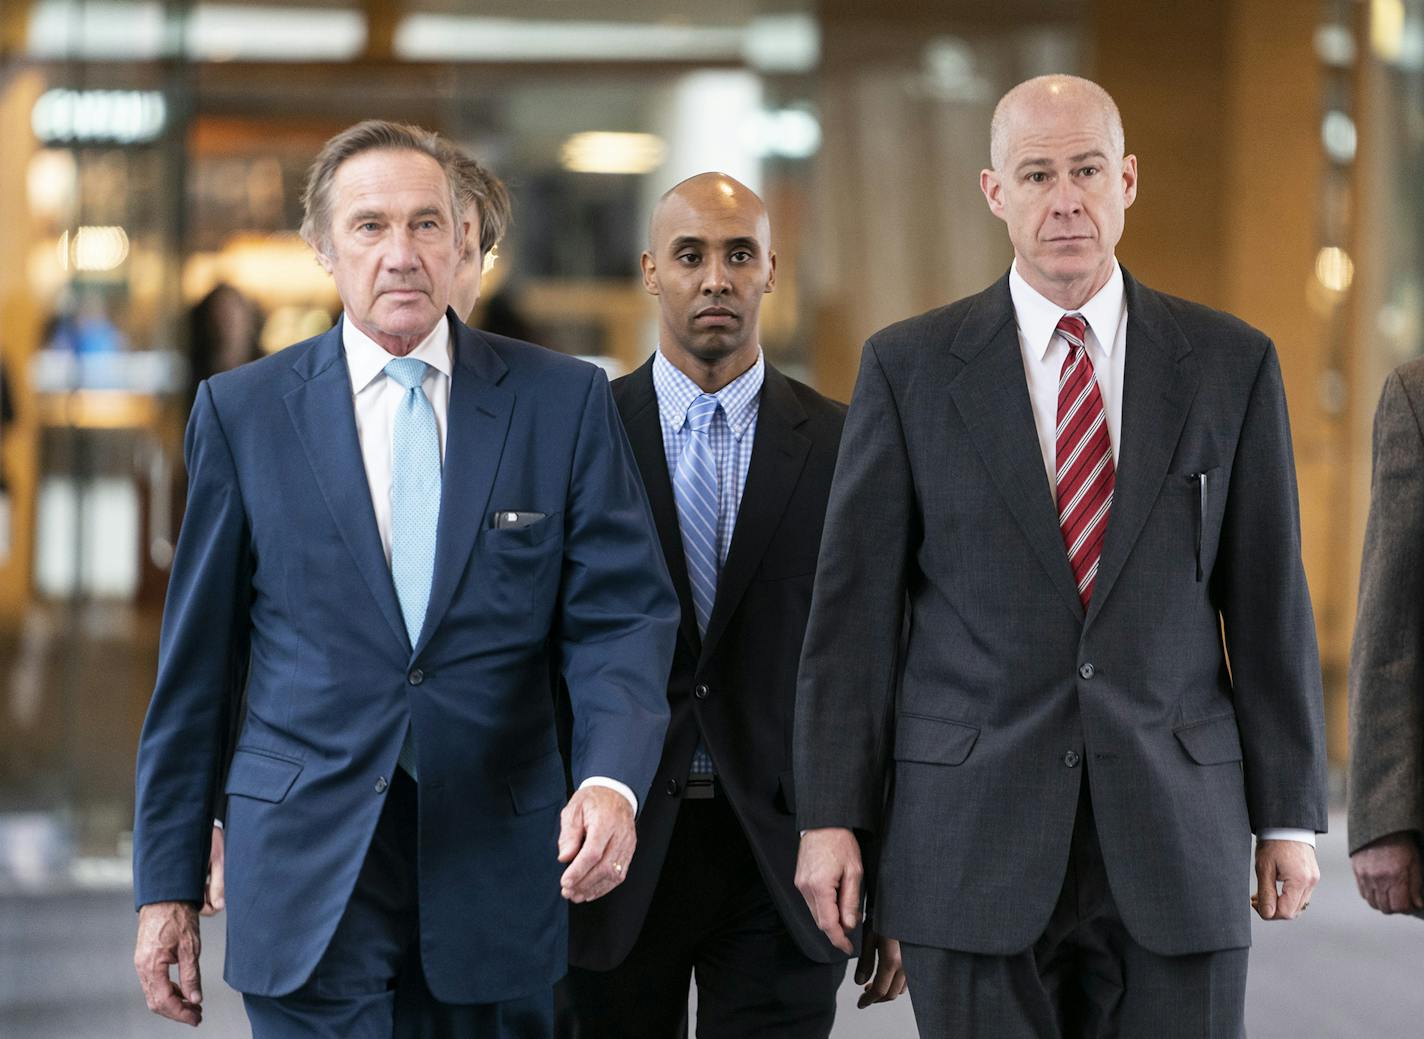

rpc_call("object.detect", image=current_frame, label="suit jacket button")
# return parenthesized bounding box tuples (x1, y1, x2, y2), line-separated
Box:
(375, 776, 389, 793)
(408, 669, 424, 685)
(1063, 751, 1081, 768)
(666, 779, 680, 796)
(694, 684, 709, 699)
(1078, 663, 1095, 680)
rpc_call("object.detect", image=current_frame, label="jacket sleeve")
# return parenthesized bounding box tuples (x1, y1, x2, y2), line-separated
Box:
(1348, 369, 1424, 852)
(558, 367, 678, 810)
(794, 340, 911, 835)
(132, 381, 251, 908)
(1213, 342, 1328, 834)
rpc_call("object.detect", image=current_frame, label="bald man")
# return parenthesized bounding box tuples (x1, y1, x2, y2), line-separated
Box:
(793, 75, 1327, 1036)
(557, 174, 904, 1037)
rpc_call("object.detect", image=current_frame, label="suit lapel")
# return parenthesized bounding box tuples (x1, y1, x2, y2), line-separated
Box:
(284, 321, 410, 653)
(699, 365, 810, 662)
(415, 319, 514, 656)
(617, 358, 702, 657)
(1084, 272, 1200, 626)
(946, 278, 1085, 623)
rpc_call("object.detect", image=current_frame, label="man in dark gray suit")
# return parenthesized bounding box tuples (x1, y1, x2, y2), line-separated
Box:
(793, 74, 1328, 1036)
(1348, 359, 1424, 917)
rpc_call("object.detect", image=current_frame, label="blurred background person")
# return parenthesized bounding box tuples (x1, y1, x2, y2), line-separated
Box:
(186, 282, 264, 408)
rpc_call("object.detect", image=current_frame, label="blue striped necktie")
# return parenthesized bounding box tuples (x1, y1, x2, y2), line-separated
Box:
(385, 357, 441, 778)
(674, 393, 721, 777)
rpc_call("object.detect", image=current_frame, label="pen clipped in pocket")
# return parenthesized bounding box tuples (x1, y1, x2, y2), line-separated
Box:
(1188, 472, 1207, 582)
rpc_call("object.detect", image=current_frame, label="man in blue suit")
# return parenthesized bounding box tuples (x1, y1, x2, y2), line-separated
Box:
(131, 120, 679, 1037)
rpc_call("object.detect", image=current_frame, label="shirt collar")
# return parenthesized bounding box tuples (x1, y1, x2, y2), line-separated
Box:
(652, 348, 765, 442)
(342, 314, 453, 394)
(1008, 259, 1125, 361)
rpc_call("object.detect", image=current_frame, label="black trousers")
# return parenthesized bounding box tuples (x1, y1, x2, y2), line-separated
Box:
(557, 793, 845, 1039)
(243, 770, 554, 1039)
(900, 779, 1247, 1039)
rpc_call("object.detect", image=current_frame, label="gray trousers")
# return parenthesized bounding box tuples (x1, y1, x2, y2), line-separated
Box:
(900, 780, 1247, 1038)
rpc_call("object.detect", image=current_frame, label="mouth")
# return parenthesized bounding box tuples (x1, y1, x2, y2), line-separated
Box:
(380, 288, 429, 302)
(694, 307, 737, 326)
(1045, 235, 1094, 245)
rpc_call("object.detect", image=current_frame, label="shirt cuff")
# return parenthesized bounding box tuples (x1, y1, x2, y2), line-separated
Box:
(212, 819, 223, 831)
(578, 776, 638, 815)
(1257, 827, 1315, 846)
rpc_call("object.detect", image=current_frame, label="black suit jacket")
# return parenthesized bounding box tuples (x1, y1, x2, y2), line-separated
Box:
(567, 355, 847, 970)
(795, 269, 1329, 958)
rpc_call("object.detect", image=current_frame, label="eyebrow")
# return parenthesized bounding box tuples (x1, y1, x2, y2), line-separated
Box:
(348, 206, 446, 223)
(1014, 150, 1109, 175)
(669, 234, 760, 251)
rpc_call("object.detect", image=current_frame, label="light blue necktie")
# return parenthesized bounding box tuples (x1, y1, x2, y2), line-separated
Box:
(385, 357, 441, 778)
(673, 393, 721, 776)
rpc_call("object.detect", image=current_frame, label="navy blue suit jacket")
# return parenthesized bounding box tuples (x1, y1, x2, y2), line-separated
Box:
(132, 315, 678, 1002)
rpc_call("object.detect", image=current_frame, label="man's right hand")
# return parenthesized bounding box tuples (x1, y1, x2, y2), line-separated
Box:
(1351, 831, 1424, 914)
(201, 826, 225, 917)
(795, 827, 863, 954)
(134, 900, 204, 1027)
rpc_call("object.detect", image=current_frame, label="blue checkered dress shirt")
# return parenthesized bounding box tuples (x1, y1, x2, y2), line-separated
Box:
(652, 349, 764, 778)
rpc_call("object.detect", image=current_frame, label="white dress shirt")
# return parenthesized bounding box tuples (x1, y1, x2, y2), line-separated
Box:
(342, 317, 637, 814)
(1007, 262, 1313, 848)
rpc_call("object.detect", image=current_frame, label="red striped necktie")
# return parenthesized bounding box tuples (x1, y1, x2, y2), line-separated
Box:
(1054, 313, 1114, 608)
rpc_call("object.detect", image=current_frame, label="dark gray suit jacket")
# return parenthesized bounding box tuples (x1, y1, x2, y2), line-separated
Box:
(1349, 358, 1424, 865)
(795, 269, 1328, 958)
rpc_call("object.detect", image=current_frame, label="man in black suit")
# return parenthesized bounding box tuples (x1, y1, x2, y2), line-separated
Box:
(558, 173, 905, 1037)
(793, 75, 1328, 1037)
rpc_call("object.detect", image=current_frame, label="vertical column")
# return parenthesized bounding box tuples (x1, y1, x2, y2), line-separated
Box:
(1093, 0, 1346, 759)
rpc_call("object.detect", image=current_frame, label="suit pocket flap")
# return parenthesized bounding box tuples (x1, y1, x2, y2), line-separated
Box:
(1174, 714, 1243, 765)
(508, 750, 566, 815)
(894, 712, 980, 766)
(224, 747, 303, 803)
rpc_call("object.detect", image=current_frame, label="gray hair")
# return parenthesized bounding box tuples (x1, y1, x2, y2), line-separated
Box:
(989, 75, 1125, 172)
(299, 119, 462, 253)
(435, 139, 513, 260)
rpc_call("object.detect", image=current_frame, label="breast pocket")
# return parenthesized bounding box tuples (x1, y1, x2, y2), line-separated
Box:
(479, 512, 564, 620)
(1163, 464, 1224, 583)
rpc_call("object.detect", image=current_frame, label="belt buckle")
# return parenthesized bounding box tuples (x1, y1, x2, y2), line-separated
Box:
(684, 773, 716, 799)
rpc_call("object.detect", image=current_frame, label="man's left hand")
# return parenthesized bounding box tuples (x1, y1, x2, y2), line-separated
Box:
(557, 786, 636, 903)
(854, 924, 907, 1008)
(1252, 839, 1320, 920)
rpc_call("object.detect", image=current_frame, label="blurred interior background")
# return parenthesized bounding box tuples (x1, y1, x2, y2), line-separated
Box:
(0, 0, 1421, 1033)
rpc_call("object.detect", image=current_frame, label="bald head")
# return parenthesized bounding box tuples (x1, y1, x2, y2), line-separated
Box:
(649, 172, 770, 252)
(979, 73, 1137, 310)
(990, 75, 1124, 173)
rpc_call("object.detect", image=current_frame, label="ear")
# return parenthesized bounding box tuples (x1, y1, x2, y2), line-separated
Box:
(1121, 154, 1138, 210)
(640, 251, 659, 295)
(980, 168, 1006, 221)
(314, 245, 335, 275)
(764, 250, 777, 294)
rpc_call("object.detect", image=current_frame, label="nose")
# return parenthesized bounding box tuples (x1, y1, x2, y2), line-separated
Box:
(701, 256, 731, 295)
(384, 226, 421, 271)
(1050, 177, 1083, 218)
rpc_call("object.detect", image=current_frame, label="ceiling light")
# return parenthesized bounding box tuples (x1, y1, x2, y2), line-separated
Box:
(559, 133, 667, 175)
